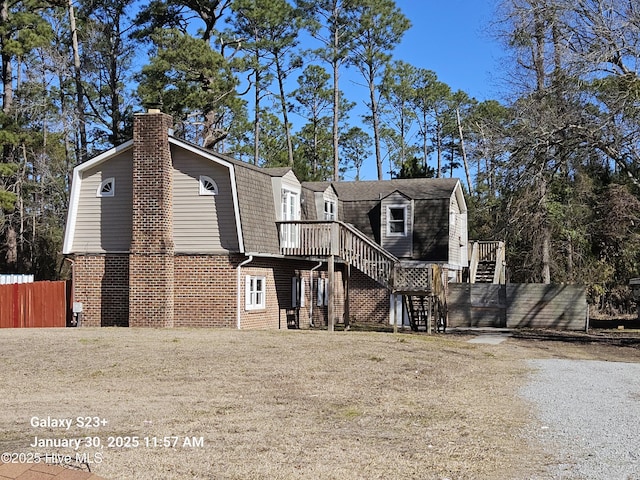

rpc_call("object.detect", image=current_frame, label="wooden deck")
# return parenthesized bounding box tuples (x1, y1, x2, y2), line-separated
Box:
(277, 221, 398, 289)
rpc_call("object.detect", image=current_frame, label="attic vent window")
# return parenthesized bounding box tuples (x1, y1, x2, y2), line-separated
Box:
(97, 177, 115, 197)
(199, 175, 218, 196)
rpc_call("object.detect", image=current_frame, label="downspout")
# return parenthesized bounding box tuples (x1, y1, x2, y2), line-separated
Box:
(309, 261, 323, 327)
(63, 257, 76, 327)
(236, 255, 254, 330)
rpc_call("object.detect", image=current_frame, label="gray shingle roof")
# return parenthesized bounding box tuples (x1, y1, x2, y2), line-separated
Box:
(329, 178, 459, 201)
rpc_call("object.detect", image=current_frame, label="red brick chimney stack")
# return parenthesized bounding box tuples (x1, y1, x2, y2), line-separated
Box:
(129, 110, 175, 327)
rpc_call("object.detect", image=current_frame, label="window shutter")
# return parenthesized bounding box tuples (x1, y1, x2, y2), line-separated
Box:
(300, 278, 306, 307)
(323, 279, 329, 306)
(292, 277, 298, 308)
(317, 279, 324, 306)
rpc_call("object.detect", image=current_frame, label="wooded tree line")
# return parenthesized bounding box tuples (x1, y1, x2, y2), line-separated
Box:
(1, 0, 639, 313)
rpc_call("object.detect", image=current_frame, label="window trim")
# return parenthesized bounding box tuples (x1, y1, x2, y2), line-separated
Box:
(199, 175, 218, 196)
(387, 205, 408, 237)
(245, 275, 266, 311)
(96, 177, 115, 197)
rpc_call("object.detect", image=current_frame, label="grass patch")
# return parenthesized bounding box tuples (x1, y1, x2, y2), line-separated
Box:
(1, 328, 638, 479)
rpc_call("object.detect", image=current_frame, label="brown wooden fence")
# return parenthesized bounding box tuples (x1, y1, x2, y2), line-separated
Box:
(448, 283, 587, 331)
(0, 281, 69, 328)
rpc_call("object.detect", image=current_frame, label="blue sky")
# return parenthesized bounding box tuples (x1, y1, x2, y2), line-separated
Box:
(394, 0, 503, 102)
(340, 0, 505, 180)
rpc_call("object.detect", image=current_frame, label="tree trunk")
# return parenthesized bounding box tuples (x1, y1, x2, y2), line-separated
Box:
(436, 123, 442, 178)
(253, 64, 260, 165)
(275, 58, 294, 167)
(332, 59, 340, 180)
(1, 0, 11, 116)
(368, 67, 383, 180)
(456, 108, 473, 194)
(68, 0, 87, 162)
(332, 3, 340, 181)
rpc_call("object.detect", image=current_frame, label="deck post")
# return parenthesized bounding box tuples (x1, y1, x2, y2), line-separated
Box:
(328, 255, 335, 332)
(344, 263, 350, 330)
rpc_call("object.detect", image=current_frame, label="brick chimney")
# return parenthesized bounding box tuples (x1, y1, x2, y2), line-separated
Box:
(129, 110, 175, 327)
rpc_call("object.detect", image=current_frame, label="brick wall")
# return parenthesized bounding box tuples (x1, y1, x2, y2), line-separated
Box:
(348, 268, 390, 326)
(129, 111, 175, 327)
(73, 254, 129, 327)
(173, 255, 239, 327)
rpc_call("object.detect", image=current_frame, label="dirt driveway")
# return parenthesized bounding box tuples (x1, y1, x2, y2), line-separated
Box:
(0, 328, 639, 479)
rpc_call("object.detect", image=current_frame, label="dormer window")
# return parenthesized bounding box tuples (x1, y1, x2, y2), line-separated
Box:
(199, 175, 218, 196)
(97, 177, 115, 197)
(324, 200, 336, 221)
(387, 205, 407, 236)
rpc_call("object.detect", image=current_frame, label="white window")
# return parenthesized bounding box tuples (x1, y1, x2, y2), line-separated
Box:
(323, 200, 336, 221)
(245, 275, 266, 310)
(291, 277, 306, 308)
(97, 177, 115, 197)
(387, 205, 407, 236)
(199, 175, 218, 195)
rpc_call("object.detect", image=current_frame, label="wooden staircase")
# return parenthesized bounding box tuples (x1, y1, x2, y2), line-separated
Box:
(468, 241, 506, 284)
(278, 221, 446, 331)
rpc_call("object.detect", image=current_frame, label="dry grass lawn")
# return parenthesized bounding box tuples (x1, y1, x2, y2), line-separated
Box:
(1, 327, 639, 479)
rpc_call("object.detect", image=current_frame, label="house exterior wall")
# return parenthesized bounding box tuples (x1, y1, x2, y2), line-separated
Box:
(72, 151, 133, 253)
(72, 254, 129, 327)
(171, 147, 239, 253)
(413, 199, 449, 261)
(174, 254, 240, 327)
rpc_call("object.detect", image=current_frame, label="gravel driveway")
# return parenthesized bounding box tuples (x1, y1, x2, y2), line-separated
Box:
(521, 359, 640, 480)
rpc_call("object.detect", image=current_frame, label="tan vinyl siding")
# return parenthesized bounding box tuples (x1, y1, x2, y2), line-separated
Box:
(72, 151, 133, 252)
(171, 146, 239, 253)
(381, 192, 413, 258)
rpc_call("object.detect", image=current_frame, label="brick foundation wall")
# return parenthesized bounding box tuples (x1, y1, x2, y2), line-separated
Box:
(72, 253, 389, 329)
(173, 255, 240, 328)
(73, 254, 129, 327)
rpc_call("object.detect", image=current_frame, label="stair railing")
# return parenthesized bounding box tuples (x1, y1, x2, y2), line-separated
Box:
(277, 220, 398, 289)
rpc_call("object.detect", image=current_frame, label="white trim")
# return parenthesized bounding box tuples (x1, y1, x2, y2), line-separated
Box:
(386, 204, 408, 237)
(245, 275, 266, 311)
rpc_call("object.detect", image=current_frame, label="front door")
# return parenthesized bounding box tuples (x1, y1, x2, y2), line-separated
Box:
(281, 189, 300, 248)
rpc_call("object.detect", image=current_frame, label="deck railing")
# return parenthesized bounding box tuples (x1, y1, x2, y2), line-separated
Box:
(277, 221, 398, 288)
(468, 240, 506, 284)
